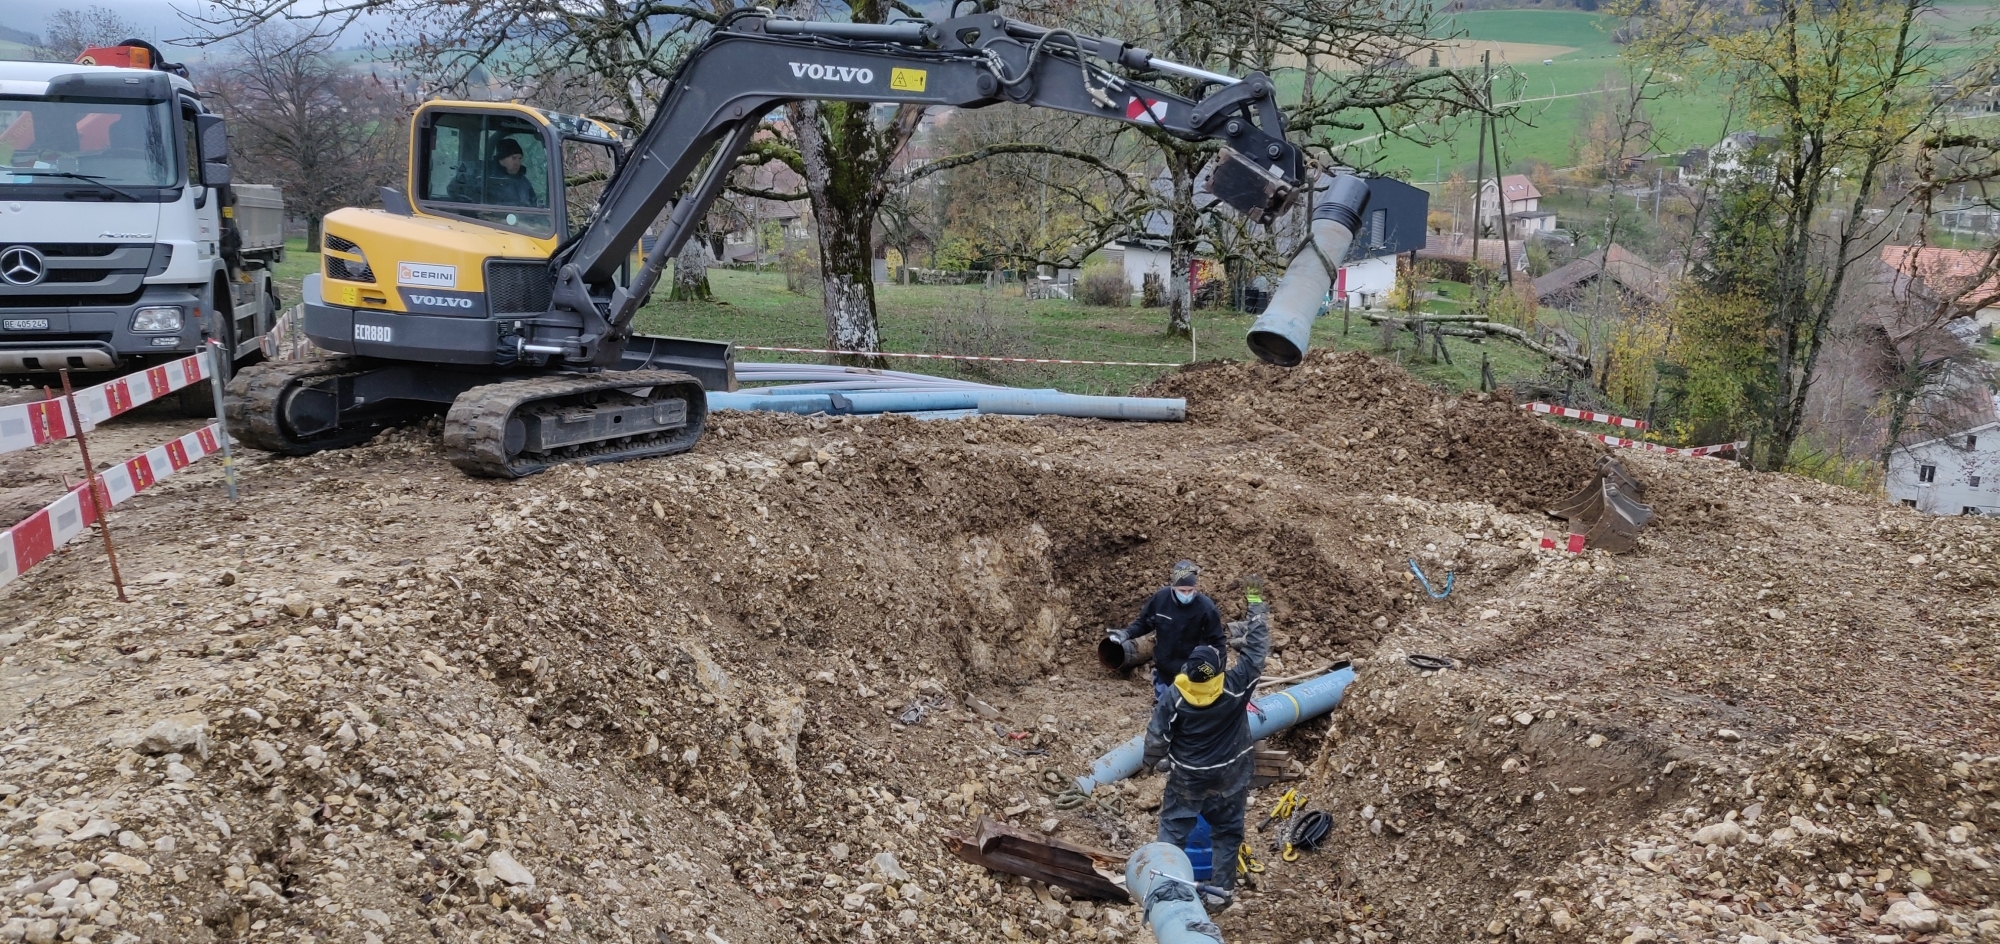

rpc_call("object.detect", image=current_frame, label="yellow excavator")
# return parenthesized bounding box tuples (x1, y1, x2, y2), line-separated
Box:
(230, 9, 1369, 476)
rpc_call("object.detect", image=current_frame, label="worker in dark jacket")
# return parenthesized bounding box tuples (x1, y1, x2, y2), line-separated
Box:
(1143, 575, 1270, 902)
(1109, 559, 1225, 703)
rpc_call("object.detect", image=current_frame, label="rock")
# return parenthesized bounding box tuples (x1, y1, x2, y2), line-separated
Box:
(487, 850, 534, 887)
(1740, 802, 1762, 825)
(1548, 908, 1576, 932)
(1908, 868, 1933, 888)
(66, 819, 117, 843)
(829, 843, 850, 862)
(842, 893, 867, 912)
(1694, 821, 1746, 848)
(870, 852, 909, 884)
(23, 919, 56, 944)
(1883, 900, 1938, 933)
(1586, 733, 1605, 748)
(87, 878, 117, 900)
(1716, 729, 1742, 742)
(782, 440, 813, 464)
(360, 909, 391, 928)
(282, 593, 311, 618)
(111, 715, 209, 759)
(98, 853, 151, 875)
(898, 883, 923, 904)
(455, 829, 488, 852)
(1512, 712, 1535, 726)
(1620, 928, 1659, 944)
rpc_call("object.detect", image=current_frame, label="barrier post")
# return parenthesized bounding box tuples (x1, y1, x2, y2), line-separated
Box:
(58, 369, 128, 603)
(206, 341, 239, 500)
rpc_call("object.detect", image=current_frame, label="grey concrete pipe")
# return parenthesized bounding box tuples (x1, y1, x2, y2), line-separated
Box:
(1097, 633, 1156, 674)
(1245, 174, 1372, 367)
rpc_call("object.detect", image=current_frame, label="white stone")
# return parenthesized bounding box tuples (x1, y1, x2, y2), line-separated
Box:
(1693, 821, 1746, 848)
(1883, 900, 1938, 933)
(97, 853, 151, 875)
(359, 909, 391, 928)
(486, 850, 534, 887)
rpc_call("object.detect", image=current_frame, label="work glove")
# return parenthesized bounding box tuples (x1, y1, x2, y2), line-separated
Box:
(1241, 573, 1264, 605)
(1106, 628, 1127, 644)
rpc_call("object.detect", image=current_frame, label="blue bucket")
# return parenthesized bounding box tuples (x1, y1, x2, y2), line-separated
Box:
(1184, 815, 1213, 881)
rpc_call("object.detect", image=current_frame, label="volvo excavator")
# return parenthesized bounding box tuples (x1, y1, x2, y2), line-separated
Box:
(229, 8, 1371, 477)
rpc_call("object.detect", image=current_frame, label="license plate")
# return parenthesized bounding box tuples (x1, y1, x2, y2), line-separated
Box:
(354, 324, 393, 343)
(3, 319, 50, 331)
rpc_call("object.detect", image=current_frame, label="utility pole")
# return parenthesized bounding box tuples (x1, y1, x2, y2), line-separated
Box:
(1653, 167, 1662, 225)
(1487, 51, 1514, 285)
(1472, 50, 1488, 287)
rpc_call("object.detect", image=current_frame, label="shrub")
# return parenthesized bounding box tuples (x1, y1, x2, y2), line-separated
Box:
(1077, 270, 1129, 307)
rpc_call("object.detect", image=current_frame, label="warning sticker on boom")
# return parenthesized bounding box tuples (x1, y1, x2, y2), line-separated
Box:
(889, 68, 927, 92)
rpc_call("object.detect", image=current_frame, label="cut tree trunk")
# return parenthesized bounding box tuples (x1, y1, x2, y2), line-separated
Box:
(670, 236, 711, 302)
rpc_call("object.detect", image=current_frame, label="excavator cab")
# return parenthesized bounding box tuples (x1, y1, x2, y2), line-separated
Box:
(317, 101, 624, 328)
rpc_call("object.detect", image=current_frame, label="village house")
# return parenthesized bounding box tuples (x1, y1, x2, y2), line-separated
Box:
(1880, 245, 2000, 338)
(1886, 421, 2000, 516)
(1478, 174, 1555, 238)
(1531, 244, 1669, 312)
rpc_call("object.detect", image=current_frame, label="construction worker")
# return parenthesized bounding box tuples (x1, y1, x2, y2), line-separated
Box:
(1109, 559, 1224, 706)
(1143, 575, 1270, 904)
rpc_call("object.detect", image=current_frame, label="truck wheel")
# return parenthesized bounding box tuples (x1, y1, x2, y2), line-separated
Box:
(178, 281, 236, 418)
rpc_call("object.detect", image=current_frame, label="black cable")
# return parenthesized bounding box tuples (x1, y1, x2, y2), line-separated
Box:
(1407, 654, 1455, 672)
(1289, 810, 1331, 849)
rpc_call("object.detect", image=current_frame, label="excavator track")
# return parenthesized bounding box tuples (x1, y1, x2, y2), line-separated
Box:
(226, 357, 401, 455)
(443, 370, 707, 478)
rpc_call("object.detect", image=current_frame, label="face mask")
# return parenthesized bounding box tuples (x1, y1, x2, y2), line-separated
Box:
(1174, 588, 1196, 605)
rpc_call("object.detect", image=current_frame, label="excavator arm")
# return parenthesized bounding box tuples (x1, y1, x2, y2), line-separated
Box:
(534, 10, 1315, 366)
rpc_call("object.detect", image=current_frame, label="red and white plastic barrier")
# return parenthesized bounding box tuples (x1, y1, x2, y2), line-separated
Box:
(1539, 530, 1586, 553)
(0, 352, 212, 456)
(0, 423, 225, 588)
(1521, 402, 1647, 430)
(1592, 434, 1745, 458)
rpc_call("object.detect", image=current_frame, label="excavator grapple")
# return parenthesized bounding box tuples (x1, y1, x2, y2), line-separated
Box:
(1548, 456, 1654, 553)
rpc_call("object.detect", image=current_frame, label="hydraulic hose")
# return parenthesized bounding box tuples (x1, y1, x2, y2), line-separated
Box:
(1246, 174, 1371, 367)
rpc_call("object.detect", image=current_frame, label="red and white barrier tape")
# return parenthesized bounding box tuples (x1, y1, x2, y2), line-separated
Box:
(1521, 402, 1647, 430)
(734, 345, 1185, 368)
(0, 350, 213, 456)
(1593, 434, 1746, 458)
(0, 422, 225, 589)
(1539, 530, 1586, 553)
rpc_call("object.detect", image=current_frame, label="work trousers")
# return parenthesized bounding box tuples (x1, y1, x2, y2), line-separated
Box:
(1155, 775, 1249, 889)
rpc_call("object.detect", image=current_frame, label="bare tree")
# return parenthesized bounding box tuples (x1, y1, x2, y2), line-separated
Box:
(37, 6, 140, 61)
(209, 27, 407, 247)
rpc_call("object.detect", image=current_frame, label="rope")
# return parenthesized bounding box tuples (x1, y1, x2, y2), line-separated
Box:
(1407, 559, 1454, 599)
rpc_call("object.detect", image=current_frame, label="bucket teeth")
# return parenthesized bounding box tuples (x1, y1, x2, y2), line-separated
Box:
(1549, 457, 1653, 554)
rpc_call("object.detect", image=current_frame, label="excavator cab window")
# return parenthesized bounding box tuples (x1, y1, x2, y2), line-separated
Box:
(417, 111, 554, 237)
(560, 137, 618, 241)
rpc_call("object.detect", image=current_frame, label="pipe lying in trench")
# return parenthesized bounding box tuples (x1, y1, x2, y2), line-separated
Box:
(1126, 843, 1224, 944)
(1245, 174, 1371, 368)
(1073, 664, 1356, 794)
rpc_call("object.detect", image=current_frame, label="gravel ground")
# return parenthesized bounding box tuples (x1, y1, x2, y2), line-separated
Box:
(0, 350, 1988, 944)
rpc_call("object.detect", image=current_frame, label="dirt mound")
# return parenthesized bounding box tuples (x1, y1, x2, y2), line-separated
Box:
(0, 348, 1990, 944)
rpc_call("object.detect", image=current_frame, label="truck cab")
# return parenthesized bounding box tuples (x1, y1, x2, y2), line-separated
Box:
(0, 46, 282, 399)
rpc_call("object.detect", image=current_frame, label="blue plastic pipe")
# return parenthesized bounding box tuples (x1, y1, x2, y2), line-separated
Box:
(707, 388, 1186, 421)
(975, 392, 1185, 421)
(1126, 843, 1224, 944)
(1074, 664, 1356, 794)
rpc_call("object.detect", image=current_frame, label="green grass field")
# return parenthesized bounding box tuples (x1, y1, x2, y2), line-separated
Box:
(634, 268, 1553, 395)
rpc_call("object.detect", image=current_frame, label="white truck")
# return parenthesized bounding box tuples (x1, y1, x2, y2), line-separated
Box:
(0, 41, 282, 409)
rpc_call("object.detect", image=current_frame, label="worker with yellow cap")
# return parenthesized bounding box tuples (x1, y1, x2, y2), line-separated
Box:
(1142, 575, 1270, 904)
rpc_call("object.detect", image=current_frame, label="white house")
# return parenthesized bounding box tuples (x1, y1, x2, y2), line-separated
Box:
(1479, 174, 1555, 237)
(1886, 421, 2000, 516)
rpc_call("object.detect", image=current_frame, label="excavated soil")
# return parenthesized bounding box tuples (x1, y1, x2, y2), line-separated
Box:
(0, 349, 1991, 944)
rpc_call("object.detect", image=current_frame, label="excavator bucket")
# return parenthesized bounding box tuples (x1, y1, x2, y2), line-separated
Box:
(1549, 457, 1654, 554)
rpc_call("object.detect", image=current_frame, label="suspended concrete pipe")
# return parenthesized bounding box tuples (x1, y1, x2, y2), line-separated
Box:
(1097, 632, 1157, 674)
(1126, 843, 1224, 944)
(1073, 663, 1356, 794)
(1245, 174, 1371, 368)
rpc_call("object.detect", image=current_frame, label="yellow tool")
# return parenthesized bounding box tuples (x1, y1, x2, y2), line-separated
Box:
(1237, 842, 1264, 877)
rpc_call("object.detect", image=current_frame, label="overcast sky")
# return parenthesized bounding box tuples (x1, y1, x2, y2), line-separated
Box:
(1, 0, 392, 56)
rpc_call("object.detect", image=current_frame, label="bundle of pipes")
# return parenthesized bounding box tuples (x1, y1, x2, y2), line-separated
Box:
(713, 362, 1187, 421)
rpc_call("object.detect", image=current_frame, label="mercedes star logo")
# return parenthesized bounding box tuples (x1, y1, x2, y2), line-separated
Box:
(0, 246, 45, 287)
